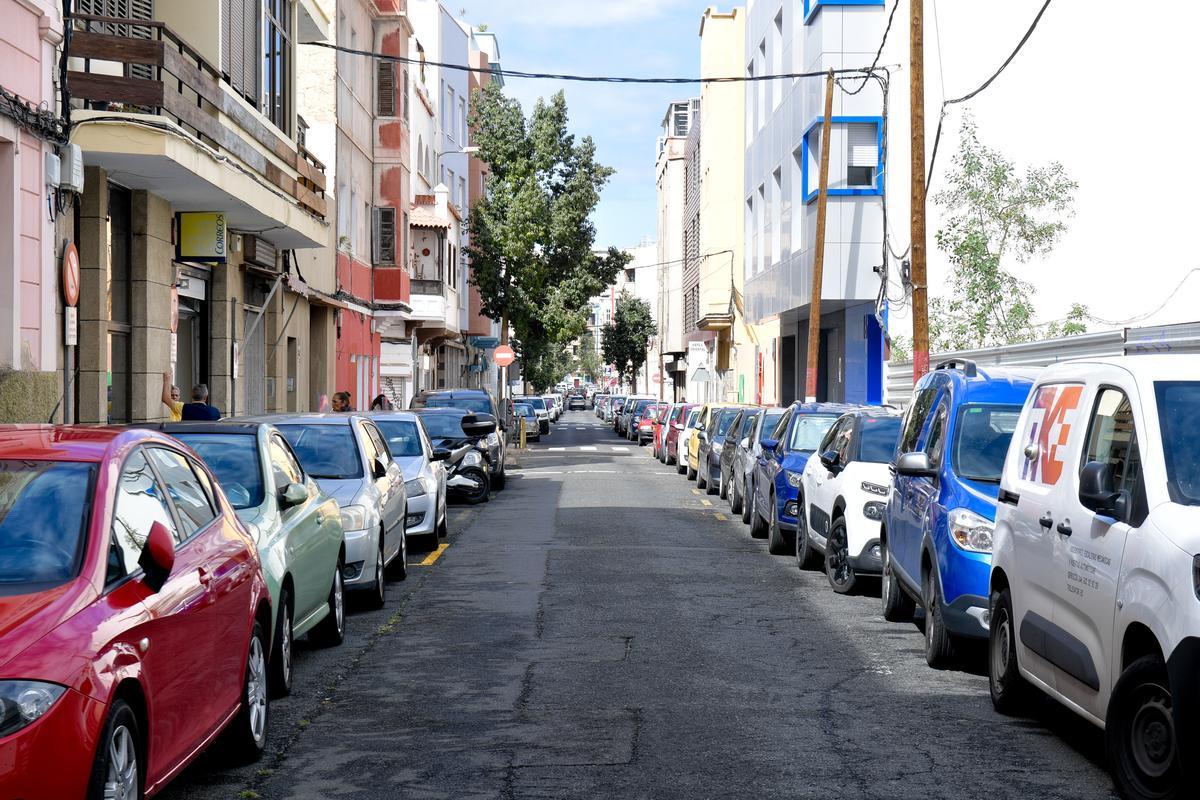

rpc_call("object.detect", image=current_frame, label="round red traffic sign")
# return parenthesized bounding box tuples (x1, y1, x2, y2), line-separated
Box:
(652, 373, 662, 384)
(493, 345, 515, 367)
(62, 242, 80, 307)
(169, 286, 179, 333)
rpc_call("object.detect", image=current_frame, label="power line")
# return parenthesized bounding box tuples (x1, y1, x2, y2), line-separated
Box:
(926, 0, 1054, 190)
(1085, 268, 1200, 327)
(302, 40, 878, 85)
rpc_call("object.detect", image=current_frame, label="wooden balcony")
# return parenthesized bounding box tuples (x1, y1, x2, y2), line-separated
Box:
(67, 13, 326, 219)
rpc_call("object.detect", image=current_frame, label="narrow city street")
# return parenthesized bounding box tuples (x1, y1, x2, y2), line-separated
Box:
(162, 410, 1116, 800)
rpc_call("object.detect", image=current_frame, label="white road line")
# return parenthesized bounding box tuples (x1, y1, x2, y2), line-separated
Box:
(548, 446, 566, 451)
(611, 446, 629, 452)
(580, 446, 598, 451)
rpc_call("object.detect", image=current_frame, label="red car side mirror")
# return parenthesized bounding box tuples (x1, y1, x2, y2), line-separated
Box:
(138, 520, 176, 593)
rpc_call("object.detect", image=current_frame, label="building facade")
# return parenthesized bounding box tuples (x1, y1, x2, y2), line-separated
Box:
(654, 98, 696, 400)
(743, 0, 886, 406)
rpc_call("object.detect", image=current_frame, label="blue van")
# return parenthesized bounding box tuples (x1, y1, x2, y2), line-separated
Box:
(882, 361, 1037, 668)
(751, 402, 855, 556)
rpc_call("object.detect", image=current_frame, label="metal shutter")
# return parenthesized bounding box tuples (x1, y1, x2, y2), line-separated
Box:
(224, 0, 257, 100)
(847, 123, 877, 168)
(128, 0, 154, 81)
(242, 0, 258, 104)
(372, 207, 396, 265)
(376, 60, 395, 117)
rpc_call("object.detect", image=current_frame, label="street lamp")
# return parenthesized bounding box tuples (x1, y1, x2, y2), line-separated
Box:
(434, 145, 480, 180)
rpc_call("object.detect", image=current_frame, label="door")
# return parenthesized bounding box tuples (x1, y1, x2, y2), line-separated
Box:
(806, 418, 847, 546)
(110, 449, 218, 777)
(906, 397, 948, 579)
(1006, 381, 1087, 689)
(268, 433, 326, 623)
(360, 421, 404, 561)
(1055, 382, 1143, 711)
(756, 408, 792, 515)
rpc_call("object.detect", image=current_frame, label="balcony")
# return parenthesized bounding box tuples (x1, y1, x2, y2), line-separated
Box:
(67, 13, 328, 248)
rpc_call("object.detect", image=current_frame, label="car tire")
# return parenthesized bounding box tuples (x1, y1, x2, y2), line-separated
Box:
(748, 486, 767, 539)
(269, 588, 293, 697)
(768, 492, 792, 556)
(705, 466, 718, 496)
(365, 540, 386, 610)
(719, 469, 729, 500)
(687, 463, 697, 481)
(389, 527, 409, 582)
(741, 477, 755, 525)
(792, 499, 818, 566)
(491, 469, 507, 491)
(989, 587, 1030, 714)
(437, 503, 449, 538)
(220, 618, 269, 763)
(923, 567, 956, 669)
(696, 462, 708, 490)
(729, 476, 742, 515)
(310, 559, 346, 647)
(1107, 654, 1182, 800)
(881, 537, 915, 623)
(676, 453, 686, 474)
(824, 518, 857, 594)
(87, 698, 142, 800)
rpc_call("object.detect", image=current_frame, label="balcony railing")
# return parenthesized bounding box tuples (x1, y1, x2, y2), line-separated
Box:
(411, 279, 444, 296)
(67, 13, 327, 219)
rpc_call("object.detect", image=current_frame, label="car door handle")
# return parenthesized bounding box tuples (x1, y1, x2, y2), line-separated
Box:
(1056, 520, 1073, 537)
(1039, 513, 1054, 530)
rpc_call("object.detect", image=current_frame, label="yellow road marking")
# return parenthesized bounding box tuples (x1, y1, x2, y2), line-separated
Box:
(701, 499, 712, 507)
(691, 489, 701, 495)
(418, 543, 449, 566)
(714, 513, 727, 521)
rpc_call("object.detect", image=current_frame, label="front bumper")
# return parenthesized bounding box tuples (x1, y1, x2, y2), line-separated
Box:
(942, 593, 991, 639)
(848, 537, 883, 575)
(405, 492, 437, 535)
(342, 526, 379, 589)
(1169, 637, 1200, 777)
(0, 686, 102, 799)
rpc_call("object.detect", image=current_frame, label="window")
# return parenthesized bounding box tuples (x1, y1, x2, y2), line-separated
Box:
(402, 67, 410, 123)
(771, 167, 782, 266)
(756, 184, 766, 273)
(221, 0, 259, 102)
(174, 433, 264, 510)
(445, 85, 456, 139)
(372, 207, 396, 265)
(772, 10, 784, 111)
(1084, 389, 1143, 498)
(745, 61, 756, 139)
(262, 0, 293, 134)
(899, 388, 936, 454)
(924, 403, 949, 467)
(802, 117, 883, 202)
(0, 460, 94, 587)
(847, 123, 877, 186)
(745, 195, 755, 280)
(147, 448, 217, 540)
(953, 404, 1021, 482)
(459, 176, 467, 209)
(376, 60, 396, 117)
(790, 147, 803, 255)
(804, 0, 886, 24)
(110, 451, 177, 583)
(278, 424, 364, 479)
(757, 40, 767, 128)
(401, 211, 409, 267)
(788, 415, 839, 452)
(459, 96, 467, 144)
(106, 184, 132, 423)
(268, 435, 305, 490)
(1156, 382, 1200, 505)
(359, 422, 386, 466)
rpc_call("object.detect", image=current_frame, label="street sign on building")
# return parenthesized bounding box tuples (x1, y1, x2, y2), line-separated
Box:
(175, 212, 227, 263)
(61, 241, 80, 307)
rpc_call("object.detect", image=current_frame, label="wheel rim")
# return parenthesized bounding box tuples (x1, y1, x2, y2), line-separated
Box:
(333, 568, 345, 635)
(280, 606, 292, 685)
(376, 546, 385, 601)
(925, 573, 938, 651)
(104, 724, 138, 800)
(1128, 683, 1176, 781)
(247, 634, 267, 742)
(881, 546, 892, 606)
(992, 607, 1011, 679)
(829, 528, 851, 586)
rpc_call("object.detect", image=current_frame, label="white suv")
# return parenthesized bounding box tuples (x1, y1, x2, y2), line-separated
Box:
(798, 409, 902, 593)
(989, 355, 1200, 800)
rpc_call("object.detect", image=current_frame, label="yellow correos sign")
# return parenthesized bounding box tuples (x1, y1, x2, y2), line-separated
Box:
(176, 212, 228, 263)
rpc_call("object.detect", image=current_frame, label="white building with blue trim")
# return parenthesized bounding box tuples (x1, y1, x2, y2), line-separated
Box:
(743, 0, 887, 406)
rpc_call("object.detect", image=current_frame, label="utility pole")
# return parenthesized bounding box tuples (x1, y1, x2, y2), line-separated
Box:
(805, 70, 835, 403)
(910, 0, 930, 385)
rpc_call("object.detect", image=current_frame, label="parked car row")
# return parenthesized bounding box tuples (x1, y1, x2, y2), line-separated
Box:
(641, 355, 1200, 800)
(0, 388, 507, 799)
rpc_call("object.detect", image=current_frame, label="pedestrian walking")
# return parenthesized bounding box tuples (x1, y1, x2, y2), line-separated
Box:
(332, 391, 354, 412)
(182, 384, 222, 420)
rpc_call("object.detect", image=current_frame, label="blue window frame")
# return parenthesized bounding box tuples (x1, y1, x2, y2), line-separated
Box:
(804, 0, 886, 25)
(800, 116, 884, 204)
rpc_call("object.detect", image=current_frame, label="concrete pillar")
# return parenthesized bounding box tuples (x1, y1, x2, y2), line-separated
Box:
(76, 167, 108, 424)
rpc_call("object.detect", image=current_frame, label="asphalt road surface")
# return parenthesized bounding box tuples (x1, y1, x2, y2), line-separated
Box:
(162, 409, 1118, 800)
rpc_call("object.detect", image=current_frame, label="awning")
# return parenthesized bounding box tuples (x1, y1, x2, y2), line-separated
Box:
(410, 206, 451, 229)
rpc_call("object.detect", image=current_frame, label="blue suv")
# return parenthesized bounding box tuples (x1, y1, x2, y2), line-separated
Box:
(751, 402, 855, 556)
(881, 361, 1036, 668)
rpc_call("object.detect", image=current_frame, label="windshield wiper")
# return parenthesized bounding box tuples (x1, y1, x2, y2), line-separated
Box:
(961, 475, 1002, 484)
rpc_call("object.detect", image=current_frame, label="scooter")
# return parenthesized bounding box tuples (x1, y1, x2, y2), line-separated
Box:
(444, 441, 490, 505)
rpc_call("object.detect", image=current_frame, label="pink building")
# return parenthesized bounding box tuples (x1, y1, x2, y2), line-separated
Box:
(0, 0, 64, 415)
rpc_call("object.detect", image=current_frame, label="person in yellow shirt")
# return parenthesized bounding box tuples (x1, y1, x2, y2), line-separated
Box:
(161, 370, 183, 421)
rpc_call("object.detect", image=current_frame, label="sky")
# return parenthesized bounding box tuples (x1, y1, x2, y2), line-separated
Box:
(452, 0, 1200, 335)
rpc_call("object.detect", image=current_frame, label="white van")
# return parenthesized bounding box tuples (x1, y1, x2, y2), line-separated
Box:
(989, 355, 1200, 800)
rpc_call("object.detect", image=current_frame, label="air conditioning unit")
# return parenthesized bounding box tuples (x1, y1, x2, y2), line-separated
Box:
(244, 236, 278, 270)
(59, 144, 84, 194)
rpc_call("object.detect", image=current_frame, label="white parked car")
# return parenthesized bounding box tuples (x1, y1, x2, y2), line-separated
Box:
(798, 410, 903, 593)
(989, 355, 1200, 800)
(675, 408, 701, 475)
(369, 412, 449, 549)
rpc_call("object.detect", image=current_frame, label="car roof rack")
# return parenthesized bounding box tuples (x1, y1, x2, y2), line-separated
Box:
(934, 358, 978, 378)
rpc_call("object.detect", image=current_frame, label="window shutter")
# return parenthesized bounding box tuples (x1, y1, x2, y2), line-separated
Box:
(128, 0, 154, 81)
(847, 123, 877, 168)
(242, 0, 258, 104)
(372, 207, 396, 265)
(376, 60, 395, 117)
(402, 68, 409, 123)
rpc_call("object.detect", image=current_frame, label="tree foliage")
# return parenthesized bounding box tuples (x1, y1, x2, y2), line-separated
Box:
(601, 292, 655, 388)
(930, 116, 1080, 351)
(573, 337, 603, 382)
(466, 83, 629, 382)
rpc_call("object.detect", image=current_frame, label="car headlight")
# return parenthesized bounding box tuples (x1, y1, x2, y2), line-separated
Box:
(711, 442, 723, 455)
(486, 432, 500, 447)
(949, 508, 994, 553)
(1193, 555, 1200, 602)
(0, 681, 67, 737)
(404, 478, 426, 497)
(463, 450, 484, 468)
(786, 470, 803, 488)
(863, 501, 886, 521)
(339, 504, 368, 531)
(861, 481, 889, 496)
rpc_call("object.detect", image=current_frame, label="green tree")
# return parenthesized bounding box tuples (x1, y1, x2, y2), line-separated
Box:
(574, 337, 603, 382)
(602, 292, 655, 388)
(466, 83, 629, 374)
(1045, 302, 1089, 339)
(930, 115, 1079, 351)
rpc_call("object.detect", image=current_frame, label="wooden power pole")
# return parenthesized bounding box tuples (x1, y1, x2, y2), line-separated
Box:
(910, 0, 930, 385)
(805, 70, 835, 403)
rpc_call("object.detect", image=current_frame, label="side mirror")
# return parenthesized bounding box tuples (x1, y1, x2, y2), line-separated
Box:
(1080, 461, 1121, 516)
(431, 447, 452, 462)
(760, 436, 779, 454)
(138, 521, 175, 593)
(819, 449, 841, 471)
(740, 436, 750, 448)
(373, 456, 389, 480)
(461, 412, 498, 437)
(280, 482, 308, 509)
(895, 451, 937, 478)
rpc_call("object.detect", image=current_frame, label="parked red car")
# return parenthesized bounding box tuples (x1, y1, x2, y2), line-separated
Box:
(0, 426, 273, 799)
(651, 403, 673, 459)
(662, 403, 698, 466)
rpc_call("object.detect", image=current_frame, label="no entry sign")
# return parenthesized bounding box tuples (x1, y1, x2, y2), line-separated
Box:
(494, 345, 515, 367)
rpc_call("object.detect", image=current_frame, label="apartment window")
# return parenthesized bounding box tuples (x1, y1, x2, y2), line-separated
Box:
(445, 85, 456, 139)
(262, 0, 293, 134)
(847, 123, 877, 186)
(401, 212, 409, 268)
(746, 61, 755, 140)
(372, 207, 396, 265)
(772, 167, 782, 266)
(790, 146, 803, 255)
(757, 40, 767, 129)
(459, 97, 467, 144)
(772, 10, 784, 111)
(458, 176, 467, 210)
(221, 0, 259, 103)
(376, 60, 396, 117)
(745, 196, 755, 281)
(801, 117, 883, 202)
(440, 80, 446, 128)
(447, 168, 456, 203)
(804, 0, 885, 24)
(402, 68, 410, 123)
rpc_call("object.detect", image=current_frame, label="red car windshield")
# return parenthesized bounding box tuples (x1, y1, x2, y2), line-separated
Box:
(0, 460, 95, 589)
